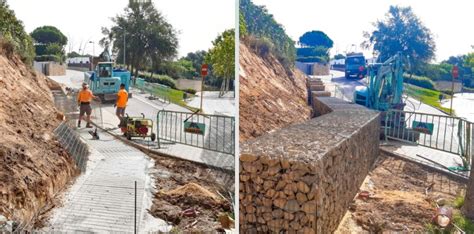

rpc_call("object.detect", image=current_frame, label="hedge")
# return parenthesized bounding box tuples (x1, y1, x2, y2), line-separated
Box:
(403, 74, 435, 90)
(140, 74, 177, 89)
(182, 88, 197, 95)
(34, 54, 61, 62)
(296, 56, 328, 64)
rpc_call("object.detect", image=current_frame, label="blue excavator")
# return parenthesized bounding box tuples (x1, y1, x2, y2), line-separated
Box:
(353, 52, 405, 111)
(83, 48, 131, 102)
(353, 52, 418, 141)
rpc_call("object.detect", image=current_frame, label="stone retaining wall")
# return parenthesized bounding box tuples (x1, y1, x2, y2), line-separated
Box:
(46, 63, 66, 76)
(296, 62, 330, 76)
(33, 62, 66, 76)
(240, 97, 380, 233)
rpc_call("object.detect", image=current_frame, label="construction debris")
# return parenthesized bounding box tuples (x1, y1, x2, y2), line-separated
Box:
(336, 154, 464, 233)
(149, 155, 233, 232)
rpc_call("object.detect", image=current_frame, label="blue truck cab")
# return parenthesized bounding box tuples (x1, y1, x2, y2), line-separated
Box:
(84, 62, 131, 101)
(345, 53, 367, 79)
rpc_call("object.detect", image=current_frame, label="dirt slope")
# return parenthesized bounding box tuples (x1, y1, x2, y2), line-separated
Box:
(0, 42, 77, 228)
(239, 43, 312, 141)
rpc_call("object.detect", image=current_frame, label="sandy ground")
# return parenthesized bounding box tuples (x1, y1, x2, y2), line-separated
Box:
(239, 42, 312, 141)
(336, 153, 464, 233)
(149, 154, 234, 232)
(0, 42, 77, 230)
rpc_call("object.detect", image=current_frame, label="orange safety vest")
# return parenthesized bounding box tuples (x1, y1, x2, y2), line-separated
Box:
(116, 89, 128, 108)
(77, 89, 93, 103)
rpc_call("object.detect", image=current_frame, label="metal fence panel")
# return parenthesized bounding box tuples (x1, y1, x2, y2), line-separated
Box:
(132, 78, 179, 104)
(157, 110, 235, 155)
(384, 109, 473, 166)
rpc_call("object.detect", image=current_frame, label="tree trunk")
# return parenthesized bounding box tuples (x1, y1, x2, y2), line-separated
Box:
(134, 63, 140, 78)
(463, 170, 474, 219)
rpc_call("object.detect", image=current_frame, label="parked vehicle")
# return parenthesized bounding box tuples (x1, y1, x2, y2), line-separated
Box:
(345, 53, 367, 79)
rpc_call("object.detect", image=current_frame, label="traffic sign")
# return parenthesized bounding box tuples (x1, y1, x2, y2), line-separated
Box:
(201, 64, 208, 77)
(452, 65, 459, 79)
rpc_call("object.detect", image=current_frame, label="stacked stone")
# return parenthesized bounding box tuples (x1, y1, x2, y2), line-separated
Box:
(45, 63, 66, 76)
(308, 78, 331, 97)
(240, 96, 380, 233)
(239, 153, 319, 233)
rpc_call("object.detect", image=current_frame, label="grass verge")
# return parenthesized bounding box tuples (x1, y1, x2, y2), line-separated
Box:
(133, 75, 198, 111)
(404, 84, 453, 114)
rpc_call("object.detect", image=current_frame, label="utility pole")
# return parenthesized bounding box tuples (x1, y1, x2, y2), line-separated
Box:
(450, 65, 459, 116)
(200, 64, 208, 112)
(88, 41, 95, 57)
(450, 74, 455, 115)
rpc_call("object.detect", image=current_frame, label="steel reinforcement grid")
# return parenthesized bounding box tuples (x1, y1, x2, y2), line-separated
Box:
(53, 122, 89, 172)
(51, 89, 90, 172)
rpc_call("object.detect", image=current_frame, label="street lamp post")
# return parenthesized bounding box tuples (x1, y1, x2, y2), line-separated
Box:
(88, 41, 95, 57)
(88, 41, 95, 71)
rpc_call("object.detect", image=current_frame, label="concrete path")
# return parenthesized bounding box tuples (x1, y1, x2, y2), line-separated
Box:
(89, 90, 235, 171)
(442, 93, 474, 122)
(187, 91, 236, 116)
(43, 128, 170, 232)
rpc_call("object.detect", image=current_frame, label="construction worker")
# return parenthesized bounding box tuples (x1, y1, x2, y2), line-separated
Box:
(115, 83, 128, 125)
(77, 82, 97, 128)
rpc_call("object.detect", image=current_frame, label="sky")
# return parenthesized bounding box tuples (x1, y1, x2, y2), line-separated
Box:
(8, 0, 234, 58)
(252, 0, 474, 63)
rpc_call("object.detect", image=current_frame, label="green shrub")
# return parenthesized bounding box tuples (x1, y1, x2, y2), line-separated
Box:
(462, 86, 474, 93)
(182, 88, 196, 95)
(247, 36, 273, 58)
(240, 0, 296, 68)
(403, 74, 436, 90)
(453, 212, 474, 233)
(0, 39, 14, 57)
(296, 56, 328, 64)
(296, 46, 328, 58)
(453, 194, 465, 209)
(34, 54, 61, 62)
(141, 74, 177, 89)
(35, 44, 47, 55)
(439, 89, 454, 96)
(0, 2, 35, 63)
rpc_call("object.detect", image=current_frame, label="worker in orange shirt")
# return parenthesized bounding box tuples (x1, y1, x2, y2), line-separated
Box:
(77, 82, 97, 128)
(115, 83, 128, 126)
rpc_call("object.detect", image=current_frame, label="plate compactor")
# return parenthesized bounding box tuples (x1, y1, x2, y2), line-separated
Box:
(120, 113, 156, 141)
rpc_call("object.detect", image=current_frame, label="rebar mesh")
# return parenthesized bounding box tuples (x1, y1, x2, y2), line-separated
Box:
(51, 89, 90, 172)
